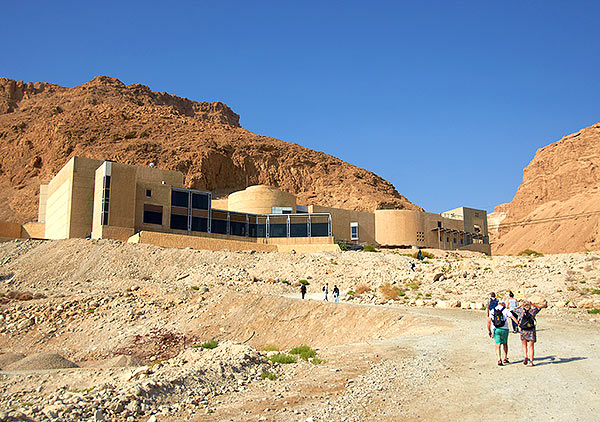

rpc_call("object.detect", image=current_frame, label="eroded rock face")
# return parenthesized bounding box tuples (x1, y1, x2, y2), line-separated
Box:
(491, 123, 600, 254)
(0, 76, 419, 224)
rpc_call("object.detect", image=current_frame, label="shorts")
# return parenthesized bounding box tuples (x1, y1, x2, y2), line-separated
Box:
(493, 328, 509, 345)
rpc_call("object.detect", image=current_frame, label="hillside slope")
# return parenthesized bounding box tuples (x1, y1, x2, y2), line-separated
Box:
(0, 76, 419, 224)
(490, 122, 600, 254)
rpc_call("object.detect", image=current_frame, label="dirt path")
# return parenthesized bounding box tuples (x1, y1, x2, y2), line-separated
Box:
(215, 298, 600, 422)
(406, 307, 600, 421)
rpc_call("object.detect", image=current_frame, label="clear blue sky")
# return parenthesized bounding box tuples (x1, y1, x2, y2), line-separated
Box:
(2, 1, 599, 213)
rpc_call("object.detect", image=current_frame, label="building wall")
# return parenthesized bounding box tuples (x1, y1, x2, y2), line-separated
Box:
(228, 185, 296, 214)
(45, 158, 74, 239)
(375, 209, 482, 251)
(134, 231, 278, 252)
(0, 221, 23, 239)
(21, 222, 45, 239)
(375, 210, 422, 247)
(68, 157, 104, 238)
(38, 185, 48, 222)
(134, 182, 173, 233)
(309, 205, 376, 245)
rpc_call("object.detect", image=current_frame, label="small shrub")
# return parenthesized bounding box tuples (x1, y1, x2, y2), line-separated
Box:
(483, 267, 491, 271)
(281, 280, 290, 285)
(517, 249, 543, 257)
(268, 353, 297, 364)
(363, 245, 377, 252)
(261, 371, 278, 380)
(406, 281, 421, 290)
(347, 290, 356, 296)
(289, 345, 317, 361)
(193, 340, 218, 350)
(335, 241, 348, 251)
(567, 286, 576, 291)
(355, 284, 372, 295)
(425, 292, 432, 298)
(310, 357, 325, 365)
(190, 285, 199, 290)
(591, 289, 600, 295)
(587, 308, 600, 314)
(379, 284, 404, 301)
(261, 344, 280, 352)
(299, 279, 310, 285)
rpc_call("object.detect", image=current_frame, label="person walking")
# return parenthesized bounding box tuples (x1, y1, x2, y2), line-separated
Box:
(333, 285, 340, 303)
(487, 292, 499, 318)
(323, 283, 329, 301)
(300, 283, 307, 299)
(511, 300, 543, 366)
(508, 291, 519, 333)
(487, 300, 512, 366)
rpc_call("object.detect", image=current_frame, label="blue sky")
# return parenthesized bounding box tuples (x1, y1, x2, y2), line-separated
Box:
(2, 1, 599, 213)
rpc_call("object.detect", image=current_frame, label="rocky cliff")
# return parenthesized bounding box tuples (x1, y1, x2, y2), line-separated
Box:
(490, 122, 600, 254)
(0, 76, 419, 224)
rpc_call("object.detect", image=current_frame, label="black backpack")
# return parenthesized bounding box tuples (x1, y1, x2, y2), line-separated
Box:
(492, 309, 506, 328)
(519, 309, 535, 330)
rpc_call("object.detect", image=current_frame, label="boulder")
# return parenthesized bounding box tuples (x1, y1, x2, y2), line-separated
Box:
(432, 273, 444, 282)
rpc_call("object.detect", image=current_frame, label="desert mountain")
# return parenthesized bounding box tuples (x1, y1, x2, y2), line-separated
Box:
(0, 76, 419, 224)
(490, 122, 600, 254)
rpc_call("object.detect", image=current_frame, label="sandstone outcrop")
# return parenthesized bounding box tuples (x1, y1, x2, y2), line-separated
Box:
(490, 123, 600, 254)
(0, 76, 419, 224)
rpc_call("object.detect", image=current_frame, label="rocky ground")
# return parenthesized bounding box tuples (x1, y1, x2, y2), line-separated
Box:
(0, 239, 599, 421)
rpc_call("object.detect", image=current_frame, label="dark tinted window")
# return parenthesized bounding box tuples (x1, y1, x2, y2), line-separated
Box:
(143, 210, 162, 225)
(290, 223, 308, 237)
(191, 193, 209, 210)
(191, 217, 208, 232)
(311, 222, 329, 237)
(170, 214, 188, 230)
(211, 218, 228, 234)
(270, 223, 287, 238)
(171, 190, 189, 207)
(230, 221, 246, 236)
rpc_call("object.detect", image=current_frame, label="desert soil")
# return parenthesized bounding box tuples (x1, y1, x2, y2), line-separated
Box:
(0, 239, 599, 421)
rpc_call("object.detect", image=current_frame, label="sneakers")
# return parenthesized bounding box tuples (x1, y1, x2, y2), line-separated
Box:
(523, 357, 528, 365)
(498, 360, 503, 366)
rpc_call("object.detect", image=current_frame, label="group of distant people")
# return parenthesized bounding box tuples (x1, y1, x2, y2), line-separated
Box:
(486, 291, 543, 367)
(299, 282, 340, 302)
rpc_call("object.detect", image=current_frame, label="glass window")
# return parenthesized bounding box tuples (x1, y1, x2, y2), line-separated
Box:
(211, 218, 228, 234)
(171, 190, 189, 208)
(290, 222, 308, 237)
(170, 214, 188, 231)
(146, 189, 152, 198)
(350, 222, 359, 240)
(143, 204, 162, 225)
(191, 216, 208, 232)
(311, 222, 329, 237)
(192, 193, 209, 210)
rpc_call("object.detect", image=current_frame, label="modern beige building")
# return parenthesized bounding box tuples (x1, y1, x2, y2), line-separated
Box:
(30, 156, 490, 254)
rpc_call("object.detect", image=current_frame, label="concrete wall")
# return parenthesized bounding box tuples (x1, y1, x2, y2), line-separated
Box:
(309, 205, 376, 245)
(375, 209, 486, 252)
(135, 182, 172, 233)
(38, 185, 48, 222)
(69, 157, 104, 238)
(106, 163, 137, 230)
(45, 158, 74, 239)
(0, 221, 23, 239)
(134, 231, 278, 252)
(21, 222, 45, 239)
(228, 185, 296, 214)
(375, 210, 422, 247)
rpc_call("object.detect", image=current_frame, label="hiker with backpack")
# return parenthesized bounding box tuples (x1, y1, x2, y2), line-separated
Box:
(486, 292, 499, 318)
(487, 300, 513, 366)
(510, 300, 543, 366)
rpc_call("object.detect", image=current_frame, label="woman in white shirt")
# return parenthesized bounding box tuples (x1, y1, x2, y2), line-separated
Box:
(508, 291, 518, 333)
